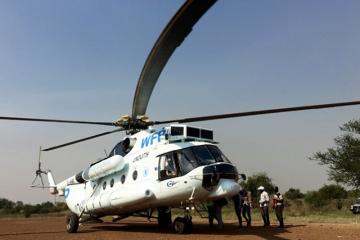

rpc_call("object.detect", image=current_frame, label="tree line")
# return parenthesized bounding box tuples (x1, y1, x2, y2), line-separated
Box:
(241, 172, 359, 210)
(0, 198, 68, 218)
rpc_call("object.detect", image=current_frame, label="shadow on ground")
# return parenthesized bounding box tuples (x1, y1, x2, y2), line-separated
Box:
(85, 222, 305, 240)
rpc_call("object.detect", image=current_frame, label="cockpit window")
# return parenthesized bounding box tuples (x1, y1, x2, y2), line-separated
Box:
(192, 145, 216, 165)
(207, 145, 230, 163)
(108, 141, 128, 157)
(158, 145, 231, 180)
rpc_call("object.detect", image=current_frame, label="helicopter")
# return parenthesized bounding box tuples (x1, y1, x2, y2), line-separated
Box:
(1, 0, 360, 235)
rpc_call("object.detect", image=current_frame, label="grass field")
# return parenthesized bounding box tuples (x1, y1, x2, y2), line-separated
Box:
(2, 199, 360, 225)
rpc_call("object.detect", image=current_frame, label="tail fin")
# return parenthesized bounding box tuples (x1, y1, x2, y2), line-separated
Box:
(47, 171, 58, 195)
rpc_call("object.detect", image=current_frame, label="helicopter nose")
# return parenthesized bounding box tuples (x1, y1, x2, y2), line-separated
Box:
(202, 163, 238, 190)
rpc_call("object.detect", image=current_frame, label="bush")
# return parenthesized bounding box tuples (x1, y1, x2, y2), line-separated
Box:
(318, 184, 347, 200)
(241, 172, 275, 200)
(285, 188, 305, 200)
(305, 191, 327, 207)
(23, 204, 33, 218)
(305, 184, 348, 209)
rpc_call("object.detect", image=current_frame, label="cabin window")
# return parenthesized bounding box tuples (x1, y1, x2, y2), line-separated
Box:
(110, 179, 114, 187)
(103, 181, 107, 190)
(133, 170, 138, 180)
(175, 149, 199, 175)
(121, 175, 126, 184)
(158, 154, 179, 180)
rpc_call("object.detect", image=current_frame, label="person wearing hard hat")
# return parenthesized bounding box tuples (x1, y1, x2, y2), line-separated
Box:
(258, 186, 270, 227)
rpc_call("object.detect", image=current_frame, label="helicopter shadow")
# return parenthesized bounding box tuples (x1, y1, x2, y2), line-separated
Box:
(86, 222, 305, 240)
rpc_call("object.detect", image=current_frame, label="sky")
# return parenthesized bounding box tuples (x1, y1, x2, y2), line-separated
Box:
(0, 0, 359, 203)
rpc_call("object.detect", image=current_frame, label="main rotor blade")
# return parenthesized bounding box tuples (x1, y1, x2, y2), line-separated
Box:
(131, 0, 217, 119)
(154, 100, 360, 124)
(42, 128, 124, 151)
(0, 116, 115, 126)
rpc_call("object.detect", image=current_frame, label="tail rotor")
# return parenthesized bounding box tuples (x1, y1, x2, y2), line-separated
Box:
(31, 146, 48, 189)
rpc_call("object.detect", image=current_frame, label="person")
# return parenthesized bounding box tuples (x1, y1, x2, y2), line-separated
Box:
(207, 201, 216, 228)
(207, 197, 228, 229)
(232, 190, 243, 227)
(241, 189, 252, 227)
(146, 208, 153, 222)
(258, 186, 270, 227)
(272, 186, 285, 228)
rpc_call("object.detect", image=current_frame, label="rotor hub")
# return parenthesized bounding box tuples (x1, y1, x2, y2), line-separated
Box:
(114, 115, 153, 131)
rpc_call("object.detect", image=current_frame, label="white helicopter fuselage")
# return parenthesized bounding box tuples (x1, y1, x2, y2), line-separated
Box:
(49, 125, 240, 218)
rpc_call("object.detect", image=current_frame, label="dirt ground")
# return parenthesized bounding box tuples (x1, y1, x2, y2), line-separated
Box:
(0, 217, 359, 240)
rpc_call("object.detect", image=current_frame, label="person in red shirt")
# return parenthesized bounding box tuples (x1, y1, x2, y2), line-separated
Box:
(272, 186, 285, 228)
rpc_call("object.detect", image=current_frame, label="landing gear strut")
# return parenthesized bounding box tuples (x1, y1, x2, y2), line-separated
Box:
(66, 212, 79, 233)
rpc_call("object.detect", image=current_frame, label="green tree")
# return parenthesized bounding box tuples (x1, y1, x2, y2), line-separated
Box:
(23, 204, 33, 218)
(14, 201, 24, 214)
(319, 184, 347, 209)
(310, 120, 360, 190)
(285, 188, 305, 200)
(39, 201, 55, 213)
(55, 202, 68, 211)
(241, 172, 275, 200)
(318, 184, 347, 200)
(305, 184, 348, 209)
(0, 198, 15, 210)
(304, 191, 326, 207)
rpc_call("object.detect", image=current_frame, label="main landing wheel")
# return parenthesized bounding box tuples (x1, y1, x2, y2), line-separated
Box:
(173, 216, 192, 234)
(66, 212, 79, 233)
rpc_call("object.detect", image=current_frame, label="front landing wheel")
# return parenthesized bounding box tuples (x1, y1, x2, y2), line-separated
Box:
(173, 217, 192, 234)
(66, 212, 79, 233)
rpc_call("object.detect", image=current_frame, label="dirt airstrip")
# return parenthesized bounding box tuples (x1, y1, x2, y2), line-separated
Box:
(0, 217, 359, 240)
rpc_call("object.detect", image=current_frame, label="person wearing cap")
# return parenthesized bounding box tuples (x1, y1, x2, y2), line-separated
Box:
(258, 186, 270, 227)
(272, 186, 285, 228)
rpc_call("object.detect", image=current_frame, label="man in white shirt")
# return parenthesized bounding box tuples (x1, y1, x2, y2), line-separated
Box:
(258, 186, 270, 227)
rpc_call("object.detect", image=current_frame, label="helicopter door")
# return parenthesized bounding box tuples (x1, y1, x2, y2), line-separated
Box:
(158, 154, 179, 181)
